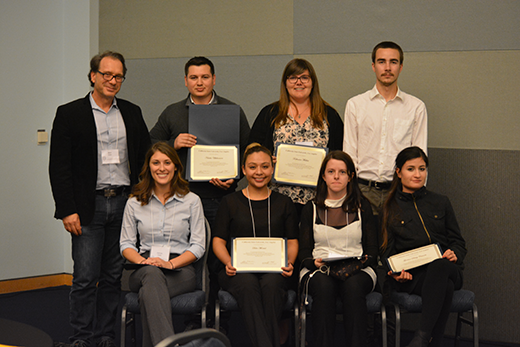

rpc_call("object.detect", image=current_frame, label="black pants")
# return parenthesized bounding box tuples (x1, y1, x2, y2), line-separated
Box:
(219, 271, 288, 347)
(394, 258, 463, 346)
(307, 270, 373, 347)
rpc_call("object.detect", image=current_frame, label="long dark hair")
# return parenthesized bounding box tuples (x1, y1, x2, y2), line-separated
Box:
(380, 146, 429, 251)
(271, 58, 332, 130)
(131, 142, 189, 205)
(314, 150, 362, 213)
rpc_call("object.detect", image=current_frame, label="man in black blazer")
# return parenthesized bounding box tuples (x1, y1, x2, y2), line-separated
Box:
(49, 51, 150, 347)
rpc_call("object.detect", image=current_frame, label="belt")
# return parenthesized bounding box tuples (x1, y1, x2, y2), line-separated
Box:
(358, 178, 391, 190)
(96, 186, 130, 197)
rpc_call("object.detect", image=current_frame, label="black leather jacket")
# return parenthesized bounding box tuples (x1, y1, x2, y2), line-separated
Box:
(382, 186, 467, 271)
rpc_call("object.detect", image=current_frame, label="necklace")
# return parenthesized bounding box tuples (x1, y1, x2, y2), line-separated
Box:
(291, 104, 310, 120)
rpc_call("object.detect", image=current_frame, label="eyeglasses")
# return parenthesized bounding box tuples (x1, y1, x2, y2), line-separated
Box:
(97, 71, 125, 83)
(287, 75, 311, 84)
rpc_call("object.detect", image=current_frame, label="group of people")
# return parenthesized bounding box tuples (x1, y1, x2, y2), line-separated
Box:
(49, 41, 466, 347)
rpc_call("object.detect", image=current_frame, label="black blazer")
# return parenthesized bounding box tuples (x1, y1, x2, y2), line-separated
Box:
(49, 94, 151, 225)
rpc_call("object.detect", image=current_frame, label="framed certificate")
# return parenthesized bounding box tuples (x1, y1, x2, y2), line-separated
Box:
(187, 145, 239, 181)
(231, 237, 287, 273)
(273, 143, 328, 187)
(386, 243, 443, 274)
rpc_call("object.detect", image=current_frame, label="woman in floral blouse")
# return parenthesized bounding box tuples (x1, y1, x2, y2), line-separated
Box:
(248, 58, 344, 216)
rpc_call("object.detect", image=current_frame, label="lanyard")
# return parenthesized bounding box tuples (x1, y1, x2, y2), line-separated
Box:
(246, 187, 271, 238)
(95, 106, 120, 152)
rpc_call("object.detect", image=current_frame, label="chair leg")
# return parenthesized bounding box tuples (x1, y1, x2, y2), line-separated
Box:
(294, 301, 300, 347)
(473, 304, 479, 347)
(130, 311, 136, 347)
(201, 305, 207, 328)
(120, 306, 127, 347)
(215, 299, 220, 332)
(393, 303, 401, 347)
(300, 305, 307, 347)
(381, 304, 388, 347)
(454, 304, 479, 347)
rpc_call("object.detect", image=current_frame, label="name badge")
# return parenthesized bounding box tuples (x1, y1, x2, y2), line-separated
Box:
(102, 149, 120, 164)
(150, 245, 171, 262)
(295, 141, 313, 147)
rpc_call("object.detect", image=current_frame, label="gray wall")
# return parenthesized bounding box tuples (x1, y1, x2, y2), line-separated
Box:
(0, 1, 98, 280)
(99, 1, 520, 343)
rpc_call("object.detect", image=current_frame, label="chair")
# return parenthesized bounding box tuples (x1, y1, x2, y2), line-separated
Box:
(299, 291, 387, 347)
(120, 219, 212, 347)
(155, 328, 231, 347)
(390, 289, 478, 347)
(215, 288, 299, 346)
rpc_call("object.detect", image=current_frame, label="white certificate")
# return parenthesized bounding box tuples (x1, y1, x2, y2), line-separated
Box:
(231, 237, 287, 273)
(273, 144, 328, 187)
(188, 145, 239, 181)
(386, 244, 443, 273)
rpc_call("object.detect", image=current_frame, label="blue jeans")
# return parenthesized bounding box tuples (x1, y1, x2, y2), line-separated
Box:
(69, 194, 126, 343)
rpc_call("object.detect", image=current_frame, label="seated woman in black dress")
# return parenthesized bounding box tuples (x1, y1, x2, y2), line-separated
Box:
(380, 146, 467, 347)
(212, 143, 299, 347)
(299, 150, 378, 347)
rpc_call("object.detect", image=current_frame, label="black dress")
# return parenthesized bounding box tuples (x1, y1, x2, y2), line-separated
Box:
(213, 191, 298, 347)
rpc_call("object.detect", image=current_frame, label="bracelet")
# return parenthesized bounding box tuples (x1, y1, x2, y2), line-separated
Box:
(139, 259, 146, 264)
(170, 261, 175, 270)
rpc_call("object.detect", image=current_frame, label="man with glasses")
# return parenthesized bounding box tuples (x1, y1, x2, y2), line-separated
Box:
(49, 51, 150, 347)
(343, 41, 428, 214)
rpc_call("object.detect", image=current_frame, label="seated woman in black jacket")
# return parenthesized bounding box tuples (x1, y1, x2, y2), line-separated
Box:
(299, 150, 378, 347)
(380, 146, 467, 347)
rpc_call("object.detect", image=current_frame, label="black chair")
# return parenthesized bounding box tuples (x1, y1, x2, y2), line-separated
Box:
(155, 328, 231, 347)
(390, 289, 478, 347)
(299, 291, 387, 347)
(215, 288, 299, 346)
(120, 219, 211, 347)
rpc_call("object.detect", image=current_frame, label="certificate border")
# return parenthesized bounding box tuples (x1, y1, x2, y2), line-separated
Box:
(186, 144, 240, 182)
(231, 237, 287, 273)
(386, 243, 442, 274)
(272, 143, 328, 187)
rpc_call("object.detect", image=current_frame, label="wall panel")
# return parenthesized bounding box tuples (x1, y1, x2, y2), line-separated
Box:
(118, 55, 293, 128)
(100, 0, 293, 58)
(428, 148, 520, 342)
(294, 0, 520, 54)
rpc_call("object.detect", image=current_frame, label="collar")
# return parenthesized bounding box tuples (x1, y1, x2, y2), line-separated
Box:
(325, 194, 347, 208)
(369, 84, 403, 102)
(151, 191, 185, 204)
(186, 90, 216, 106)
(396, 185, 427, 201)
(89, 92, 118, 112)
